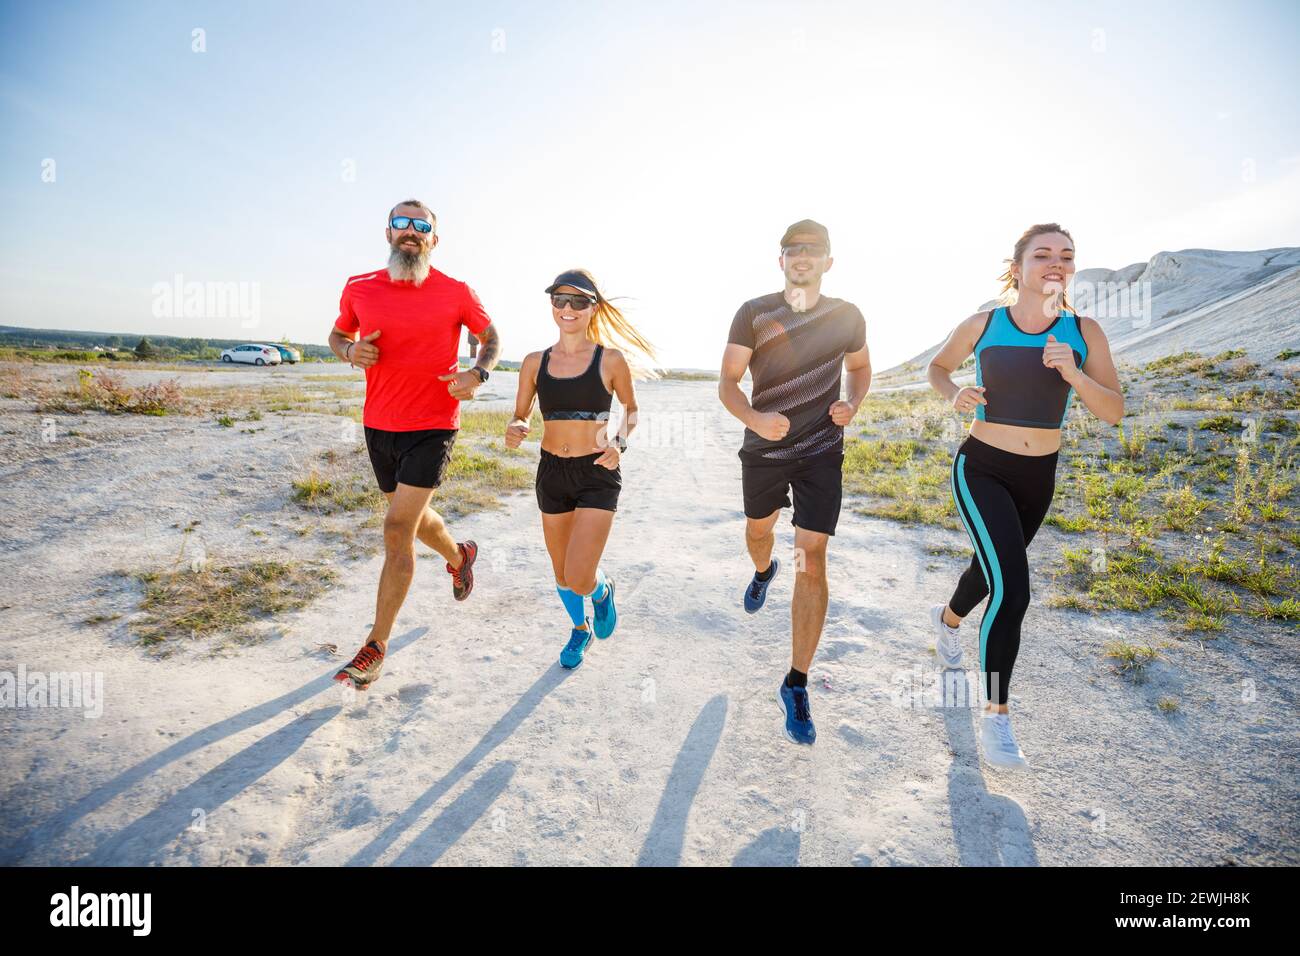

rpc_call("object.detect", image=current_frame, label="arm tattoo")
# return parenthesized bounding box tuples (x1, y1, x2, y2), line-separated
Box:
(474, 324, 501, 371)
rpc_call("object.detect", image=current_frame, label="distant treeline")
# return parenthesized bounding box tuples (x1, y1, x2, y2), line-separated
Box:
(0, 325, 533, 369)
(0, 325, 330, 360)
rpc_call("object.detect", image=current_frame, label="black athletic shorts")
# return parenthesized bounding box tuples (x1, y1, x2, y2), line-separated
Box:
(739, 444, 844, 535)
(364, 426, 457, 493)
(536, 449, 621, 513)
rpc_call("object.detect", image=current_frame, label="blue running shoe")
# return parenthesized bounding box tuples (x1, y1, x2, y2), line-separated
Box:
(777, 679, 816, 745)
(560, 619, 593, 669)
(593, 579, 617, 639)
(744, 558, 780, 614)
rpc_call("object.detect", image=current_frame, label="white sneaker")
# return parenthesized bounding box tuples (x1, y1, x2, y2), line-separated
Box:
(931, 604, 963, 669)
(980, 712, 1029, 769)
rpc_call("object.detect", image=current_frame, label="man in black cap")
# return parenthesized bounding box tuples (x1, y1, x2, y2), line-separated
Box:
(718, 219, 872, 744)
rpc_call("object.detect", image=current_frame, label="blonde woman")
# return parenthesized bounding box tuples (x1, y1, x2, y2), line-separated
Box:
(506, 270, 657, 669)
(927, 223, 1123, 768)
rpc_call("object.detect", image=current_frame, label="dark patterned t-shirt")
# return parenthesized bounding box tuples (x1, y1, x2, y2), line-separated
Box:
(727, 291, 866, 459)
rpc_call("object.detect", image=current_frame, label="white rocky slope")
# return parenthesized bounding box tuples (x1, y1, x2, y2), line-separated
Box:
(885, 247, 1300, 378)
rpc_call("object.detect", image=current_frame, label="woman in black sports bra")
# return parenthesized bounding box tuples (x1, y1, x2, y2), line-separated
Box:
(505, 269, 657, 670)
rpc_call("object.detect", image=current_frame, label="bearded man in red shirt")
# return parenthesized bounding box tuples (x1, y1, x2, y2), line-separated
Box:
(329, 199, 501, 689)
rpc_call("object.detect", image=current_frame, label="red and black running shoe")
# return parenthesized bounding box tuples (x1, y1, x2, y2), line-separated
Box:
(334, 640, 385, 690)
(447, 540, 477, 601)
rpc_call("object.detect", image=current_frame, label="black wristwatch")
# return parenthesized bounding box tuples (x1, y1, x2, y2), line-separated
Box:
(470, 366, 489, 383)
(615, 436, 627, 453)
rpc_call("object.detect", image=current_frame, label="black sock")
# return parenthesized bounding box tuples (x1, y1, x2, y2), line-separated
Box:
(755, 561, 775, 582)
(785, 667, 807, 689)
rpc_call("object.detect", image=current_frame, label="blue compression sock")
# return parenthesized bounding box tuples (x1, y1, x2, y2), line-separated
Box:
(556, 586, 586, 627)
(589, 567, 609, 604)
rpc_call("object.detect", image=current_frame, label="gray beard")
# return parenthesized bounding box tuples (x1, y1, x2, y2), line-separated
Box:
(387, 245, 432, 286)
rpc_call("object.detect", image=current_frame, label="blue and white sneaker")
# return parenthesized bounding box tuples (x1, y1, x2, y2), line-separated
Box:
(744, 558, 780, 614)
(593, 579, 617, 639)
(980, 712, 1029, 769)
(777, 679, 816, 745)
(931, 604, 963, 669)
(560, 619, 593, 670)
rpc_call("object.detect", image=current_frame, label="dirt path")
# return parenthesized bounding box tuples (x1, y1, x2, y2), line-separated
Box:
(1, 375, 1295, 865)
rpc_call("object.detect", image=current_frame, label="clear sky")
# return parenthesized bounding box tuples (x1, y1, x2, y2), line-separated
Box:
(2, 0, 1298, 369)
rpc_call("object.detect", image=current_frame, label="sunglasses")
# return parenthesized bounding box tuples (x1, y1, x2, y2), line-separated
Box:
(551, 293, 596, 310)
(782, 243, 828, 258)
(390, 216, 433, 234)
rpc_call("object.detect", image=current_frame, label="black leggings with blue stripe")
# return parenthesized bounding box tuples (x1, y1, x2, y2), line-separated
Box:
(948, 435, 1058, 705)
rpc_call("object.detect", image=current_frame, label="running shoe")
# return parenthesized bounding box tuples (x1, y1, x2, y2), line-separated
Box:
(777, 678, 816, 745)
(980, 712, 1029, 769)
(560, 619, 593, 670)
(931, 603, 963, 669)
(447, 540, 477, 601)
(334, 640, 385, 690)
(592, 579, 617, 639)
(744, 558, 780, 614)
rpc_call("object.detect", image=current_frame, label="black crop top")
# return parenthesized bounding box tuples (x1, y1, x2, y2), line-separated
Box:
(537, 344, 613, 421)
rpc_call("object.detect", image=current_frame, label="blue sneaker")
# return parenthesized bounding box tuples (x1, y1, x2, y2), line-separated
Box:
(560, 619, 593, 669)
(593, 579, 617, 639)
(777, 679, 816, 745)
(744, 558, 780, 613)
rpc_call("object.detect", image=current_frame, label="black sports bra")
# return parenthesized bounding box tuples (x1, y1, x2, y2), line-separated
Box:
(537, 344, 612, 421)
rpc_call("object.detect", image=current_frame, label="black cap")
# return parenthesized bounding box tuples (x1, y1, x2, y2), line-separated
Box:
(780, 219, 830, 252)
(544, 270, 599, 299)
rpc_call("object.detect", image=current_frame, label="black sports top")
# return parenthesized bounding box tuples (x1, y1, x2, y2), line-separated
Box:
(537, 344, 612, 421)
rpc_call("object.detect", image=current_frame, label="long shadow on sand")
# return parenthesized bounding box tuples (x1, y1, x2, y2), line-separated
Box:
(80, 706, 342, 865)
(940, 673, 1038, 866)
(391, 761, 517, 866)
(346, 665, 569, 866)
(636, 694, 728, 867)
(4, 626, 429, 864)
(732, 825, 801, 866)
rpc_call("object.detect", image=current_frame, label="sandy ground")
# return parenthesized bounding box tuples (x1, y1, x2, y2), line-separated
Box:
(0, 365, 1296, 866)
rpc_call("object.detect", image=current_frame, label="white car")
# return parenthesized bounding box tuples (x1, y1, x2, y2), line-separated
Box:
(220, 344, 282, 366)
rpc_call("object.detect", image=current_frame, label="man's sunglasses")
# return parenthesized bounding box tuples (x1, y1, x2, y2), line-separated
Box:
(390, 216, 433, 234)
(551, 293, 595, 310)
(782, 243, 828, 258)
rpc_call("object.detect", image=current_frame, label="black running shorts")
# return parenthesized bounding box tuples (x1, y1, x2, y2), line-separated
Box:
(536, 449, 621, 513)
(364, 426, 457, 493)
(739, 445, 844, 535)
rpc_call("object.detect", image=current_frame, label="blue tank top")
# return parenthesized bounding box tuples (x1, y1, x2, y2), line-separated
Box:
(973, 306, 1088, 429)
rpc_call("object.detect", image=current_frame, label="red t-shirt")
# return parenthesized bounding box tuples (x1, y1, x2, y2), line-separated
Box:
(333, 267, 493, 431)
